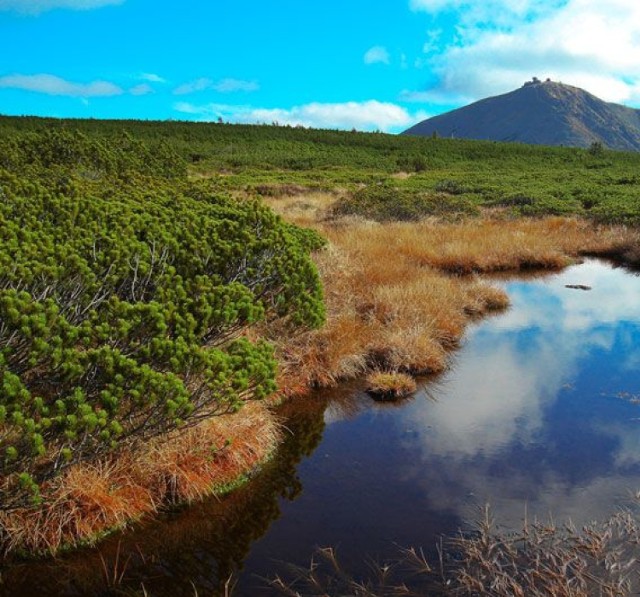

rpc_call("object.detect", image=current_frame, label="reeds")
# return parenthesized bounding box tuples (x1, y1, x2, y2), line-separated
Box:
(445, 505, 640, 596)
(269, 505, 640, 596)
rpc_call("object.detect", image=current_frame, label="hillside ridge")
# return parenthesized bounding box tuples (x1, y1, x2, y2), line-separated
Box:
(403, 79, 640, 151)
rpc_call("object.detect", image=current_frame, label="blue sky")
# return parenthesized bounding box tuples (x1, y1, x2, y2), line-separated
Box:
(1, 0, 640, 132)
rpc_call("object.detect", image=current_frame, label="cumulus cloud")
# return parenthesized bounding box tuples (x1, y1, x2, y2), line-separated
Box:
(174, 100, 428, 133)
(364, 46, 390, 65)
(410, 0, 640, 105)
(173, 77, 259, 95)
(0, 73, 123, 97)
(0, 0, 124, 15)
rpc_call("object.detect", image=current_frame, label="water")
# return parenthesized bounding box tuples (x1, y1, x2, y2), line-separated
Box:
(3, 260, 640, 596)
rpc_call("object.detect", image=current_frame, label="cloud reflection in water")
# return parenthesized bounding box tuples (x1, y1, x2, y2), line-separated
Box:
(397, 260, 640, 528)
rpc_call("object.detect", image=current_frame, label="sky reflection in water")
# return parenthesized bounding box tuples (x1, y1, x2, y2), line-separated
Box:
(235, 259, 640, 594)
(398, 260, 640, 528)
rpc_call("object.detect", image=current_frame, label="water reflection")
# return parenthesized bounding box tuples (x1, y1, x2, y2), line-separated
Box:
(398, 260, 640, 528)
(1, 397, 328, 596)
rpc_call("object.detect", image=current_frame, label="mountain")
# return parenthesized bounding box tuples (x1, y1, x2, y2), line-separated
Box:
(403, 79, 640, 151)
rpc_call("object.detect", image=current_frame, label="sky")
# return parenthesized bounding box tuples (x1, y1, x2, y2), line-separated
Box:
(1, 0, 640, 133)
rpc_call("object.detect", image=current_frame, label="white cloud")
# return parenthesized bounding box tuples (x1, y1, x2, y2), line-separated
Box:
(140, 73, 165, 84)
(421, 29, 442, 54)
(364, 46, 390, 65)
(411, 0, 562, 23)
(412, 0, 640, 106)
(400, 86, 472, 106)
(129, 83, 153, 96)
(409, 0, 453, 11)
(214, 78, 260, 93)
(173, 77, 259, 95)
(0, 0, 123, 14)
(0, 73, 123, 97)
(174, 78, 211, 95)
(174, 100, 428, 133)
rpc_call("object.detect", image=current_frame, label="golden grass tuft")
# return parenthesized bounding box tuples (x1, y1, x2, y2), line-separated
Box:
(0, 402, 280, 556)
(365, 371, 418, 401)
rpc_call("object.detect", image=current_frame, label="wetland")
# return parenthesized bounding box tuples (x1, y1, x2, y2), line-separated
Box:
(5, 260, 640, 596)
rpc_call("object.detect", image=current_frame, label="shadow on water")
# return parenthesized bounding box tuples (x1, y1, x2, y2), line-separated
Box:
(3, 259, 640, 596)
(0, 395, 330, 596)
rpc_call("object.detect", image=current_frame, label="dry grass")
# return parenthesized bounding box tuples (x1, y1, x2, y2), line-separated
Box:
(321, 217, 635, 275)
(269, 506, 640, 596)
(444, 506, 640, 597)
(365, 371, 418, 401)
(272, 221, 514, 392)
(0, 402, 280, 556)
(263, 191, 339, 228)
(264, 192, 638, 395)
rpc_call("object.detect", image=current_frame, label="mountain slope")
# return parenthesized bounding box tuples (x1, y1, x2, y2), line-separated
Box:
(403, 80, 640, 151)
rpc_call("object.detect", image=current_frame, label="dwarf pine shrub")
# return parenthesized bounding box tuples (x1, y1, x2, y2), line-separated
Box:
(0, 130, 325, 508)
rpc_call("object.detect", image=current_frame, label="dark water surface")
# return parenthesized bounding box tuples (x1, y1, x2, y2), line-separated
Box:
(3, 260, 640, 596)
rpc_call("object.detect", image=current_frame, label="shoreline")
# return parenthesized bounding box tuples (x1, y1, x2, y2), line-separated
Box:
(2, 207, 639, 559)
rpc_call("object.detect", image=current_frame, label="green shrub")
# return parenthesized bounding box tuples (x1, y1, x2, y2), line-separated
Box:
(434, 179, 467, 195)
(0, 132, 324, 506)
(330, 183, 478, 222)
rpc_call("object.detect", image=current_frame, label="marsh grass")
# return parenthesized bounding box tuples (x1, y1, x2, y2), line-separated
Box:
(264, 190, 638, 396)
(0, 402, 280, 556)
(365, 371, 418, 401)
(444, 506, 640, 597)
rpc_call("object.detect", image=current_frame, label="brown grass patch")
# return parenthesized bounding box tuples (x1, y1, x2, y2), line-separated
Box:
(365, 371, 418, 401)
(262, 191, 339, 228)
(0, 402, 280, 556)
(265, 194, 638, 395)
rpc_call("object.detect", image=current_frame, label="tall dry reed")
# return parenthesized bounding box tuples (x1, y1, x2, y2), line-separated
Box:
(269, 505, 640, 596)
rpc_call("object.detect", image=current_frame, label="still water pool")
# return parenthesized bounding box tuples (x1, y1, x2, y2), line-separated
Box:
(4, 260, 640, 596)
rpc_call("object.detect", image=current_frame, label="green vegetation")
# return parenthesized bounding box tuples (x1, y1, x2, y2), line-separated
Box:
(3, 115, 640, 223)
(330, 182, 479, 221)
(0, 126, 324, 510)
